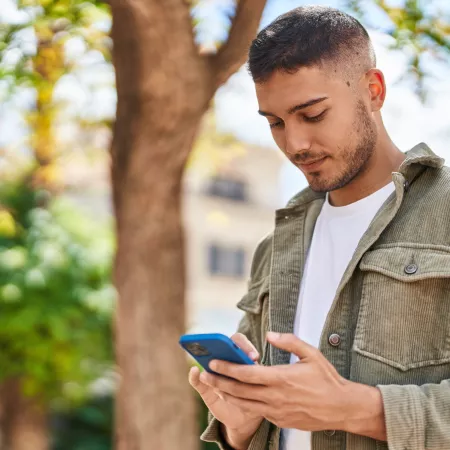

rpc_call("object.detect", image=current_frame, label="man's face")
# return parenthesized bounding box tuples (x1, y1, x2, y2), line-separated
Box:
(255, 66, 378, 192)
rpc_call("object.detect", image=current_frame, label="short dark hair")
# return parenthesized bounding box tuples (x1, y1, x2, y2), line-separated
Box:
(248, 6, 376, 83)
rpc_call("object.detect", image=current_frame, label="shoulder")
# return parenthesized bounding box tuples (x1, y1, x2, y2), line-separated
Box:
(416, 164, 450, 200)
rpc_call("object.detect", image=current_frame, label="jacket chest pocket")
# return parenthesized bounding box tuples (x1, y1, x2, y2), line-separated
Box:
(353, 246, 450, 371)
(236, 275, 270, 365)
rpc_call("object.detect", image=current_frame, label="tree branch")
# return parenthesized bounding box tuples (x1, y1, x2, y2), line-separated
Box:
(210, 0, 267, 88)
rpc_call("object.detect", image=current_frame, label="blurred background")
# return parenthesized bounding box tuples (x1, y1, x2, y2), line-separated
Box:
(0, 0, 449, 449)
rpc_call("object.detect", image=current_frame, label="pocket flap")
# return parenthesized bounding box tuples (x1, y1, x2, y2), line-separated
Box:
(236, 275, 270, 314)
(360, 246, 450, 282)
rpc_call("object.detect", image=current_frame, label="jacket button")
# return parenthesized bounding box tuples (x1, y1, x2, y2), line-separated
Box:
(328, 333, 341, 346)
(324, 430, 336, 436)
(404, 264, 418, 274)
(403, 180, 410, 191)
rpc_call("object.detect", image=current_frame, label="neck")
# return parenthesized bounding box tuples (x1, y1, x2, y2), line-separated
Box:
(328, 134, 406, 207)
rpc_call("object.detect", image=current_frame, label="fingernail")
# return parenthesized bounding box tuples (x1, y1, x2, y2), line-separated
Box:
(249, 351, 259, 360)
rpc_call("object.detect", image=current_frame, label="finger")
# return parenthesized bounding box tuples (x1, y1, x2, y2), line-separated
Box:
(266, 333, 317, 360)
(189, 366, 209, 396)
(221, 391, 268, 416)
(189, 367, 224, 401)
(200, 371, 269, 403)
(209, 360, 278, 385)
(231, 333, 260, 362)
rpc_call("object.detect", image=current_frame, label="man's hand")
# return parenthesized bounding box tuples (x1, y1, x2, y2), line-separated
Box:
(199, 332, 386, 438)
(188, 333, 264, 449)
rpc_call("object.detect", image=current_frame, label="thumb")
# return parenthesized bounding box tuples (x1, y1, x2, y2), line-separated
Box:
(266, 332, 317, 360)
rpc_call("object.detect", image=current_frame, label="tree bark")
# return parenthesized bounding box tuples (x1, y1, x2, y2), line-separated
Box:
(109, 1, 266, 448)
(1, 380, 49, 450)
(0, 385, 5, 450)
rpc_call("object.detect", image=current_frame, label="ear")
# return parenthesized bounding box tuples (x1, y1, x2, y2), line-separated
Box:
(366, 68, 386, 112)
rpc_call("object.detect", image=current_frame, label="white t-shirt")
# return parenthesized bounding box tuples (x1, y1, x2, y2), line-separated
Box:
(281, 182, 395, 450)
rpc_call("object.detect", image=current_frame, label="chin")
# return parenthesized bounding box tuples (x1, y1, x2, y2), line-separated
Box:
(308, 167, 355, 193)
(307, 175, 332, 193)
(308, 184, 329, 193)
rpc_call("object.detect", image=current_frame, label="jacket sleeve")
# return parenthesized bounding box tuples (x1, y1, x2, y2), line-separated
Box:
(200, 313, 271, 449)
(377, 379, 450, 450)
(200, 411, 272, 450)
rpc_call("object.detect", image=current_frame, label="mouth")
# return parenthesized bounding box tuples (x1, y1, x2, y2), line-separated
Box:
(298, 156, 328, 172)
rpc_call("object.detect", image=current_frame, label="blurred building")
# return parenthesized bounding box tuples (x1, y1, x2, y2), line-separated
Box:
(63, 140, 284, 336)
(183, 144, 283, 335)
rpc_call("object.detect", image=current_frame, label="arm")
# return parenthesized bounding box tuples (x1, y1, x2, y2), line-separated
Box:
(341, 382, 387, 441)
(344, 378, 450, 450)
(377, 379, 450, 450)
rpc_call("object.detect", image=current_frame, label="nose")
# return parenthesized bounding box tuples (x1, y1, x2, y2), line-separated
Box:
(284, 124, 312, 162)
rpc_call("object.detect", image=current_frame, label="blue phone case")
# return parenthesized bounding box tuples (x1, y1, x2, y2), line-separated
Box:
(179, 333, 255, 374)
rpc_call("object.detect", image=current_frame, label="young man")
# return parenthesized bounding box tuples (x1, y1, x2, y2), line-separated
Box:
(189, 6, 450, 450)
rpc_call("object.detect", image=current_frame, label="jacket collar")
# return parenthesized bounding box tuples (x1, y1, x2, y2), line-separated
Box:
(282, 142, 445, 211)
(400, 142, 444, 171)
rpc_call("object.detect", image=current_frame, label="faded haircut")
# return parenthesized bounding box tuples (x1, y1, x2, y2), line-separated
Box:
(248, 6, 376, 84)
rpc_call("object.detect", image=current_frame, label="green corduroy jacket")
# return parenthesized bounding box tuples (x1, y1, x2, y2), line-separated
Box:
(201, 143, 450, 450)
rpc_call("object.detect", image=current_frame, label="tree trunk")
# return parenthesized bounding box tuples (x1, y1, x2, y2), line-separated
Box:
(112, 122, 207, 450)
(110, 3, 211, 449)
(109, 0, 266, 448)
(1, 380, 49, 450)
(0, 386, 6, 450)
(112, 131, 201, 450)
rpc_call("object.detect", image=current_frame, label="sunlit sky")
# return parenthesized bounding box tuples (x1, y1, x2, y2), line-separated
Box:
(1, 0, 450, 207)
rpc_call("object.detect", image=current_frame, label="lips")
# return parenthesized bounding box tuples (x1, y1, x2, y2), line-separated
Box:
(299, 156, 328, 171)
(301, 157, 326, 166)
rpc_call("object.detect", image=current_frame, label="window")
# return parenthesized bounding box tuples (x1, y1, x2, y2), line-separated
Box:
(206, 177, 247, 202)
(208, 244, 246, 278)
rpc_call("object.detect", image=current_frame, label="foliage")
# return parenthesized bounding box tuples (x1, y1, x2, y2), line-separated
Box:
(0, 175, 115, 404)
(0, 0, 111, 92)
(376, 0, 449, 97)
(0, 0, 113, 184)
(52, 394, 114, 450)
(348, 0, 450, 99)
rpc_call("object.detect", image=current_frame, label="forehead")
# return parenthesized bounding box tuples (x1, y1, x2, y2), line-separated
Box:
(255, 66, 347, 112)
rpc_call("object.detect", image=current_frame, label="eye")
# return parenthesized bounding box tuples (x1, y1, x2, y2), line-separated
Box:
(304, 110, 327, 123)
(269, 121, 284, 129)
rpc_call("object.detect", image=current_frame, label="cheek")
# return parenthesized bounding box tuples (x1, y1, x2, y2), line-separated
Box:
(321, 118, 351, 145)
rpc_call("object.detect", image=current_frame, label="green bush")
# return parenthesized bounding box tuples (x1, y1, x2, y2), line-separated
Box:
(0, 176, 114, 404)
(52, 394, 114, 450)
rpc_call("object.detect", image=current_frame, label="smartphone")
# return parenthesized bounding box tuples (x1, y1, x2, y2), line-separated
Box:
(179, 333, 255, 374)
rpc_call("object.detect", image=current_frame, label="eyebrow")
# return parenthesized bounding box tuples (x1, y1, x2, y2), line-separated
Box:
(258, 96, 329, 117)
